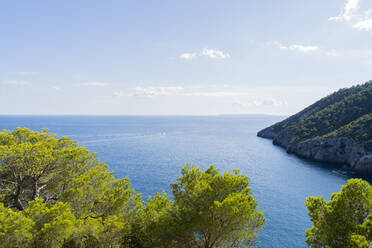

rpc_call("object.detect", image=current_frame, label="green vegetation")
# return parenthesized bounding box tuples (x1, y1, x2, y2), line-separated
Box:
(291, 83, 372, 143)
(306, 179, 372, 248)
(324, 113, 372, 151)
(0, 128, 265, 248)
(260, 80, 372, 151)
(2, 128, 371, 247)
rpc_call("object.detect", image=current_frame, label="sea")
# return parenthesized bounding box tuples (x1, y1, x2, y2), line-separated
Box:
(0, 115, 370, 248)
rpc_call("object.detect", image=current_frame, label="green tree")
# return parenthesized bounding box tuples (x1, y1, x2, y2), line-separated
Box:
(60, 164, 142, 248)
(168, 165, 265, 248)
(0, 198, 76, 248)
(0, 128, 142, 248)
(306, 179, 372, 248)
(60, 164, 140, 219)
(0, 129, 266, 248)
(133, 192, 176, 248)
(25, 198, 76, 248)
(0, 128, 95, 210)
(0, 202, 34, 247)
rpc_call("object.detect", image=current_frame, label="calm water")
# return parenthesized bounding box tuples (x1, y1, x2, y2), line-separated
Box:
(0, 115, 370, 248)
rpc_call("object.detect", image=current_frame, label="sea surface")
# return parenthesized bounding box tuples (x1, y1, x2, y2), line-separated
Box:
(0, 115, 371, 248)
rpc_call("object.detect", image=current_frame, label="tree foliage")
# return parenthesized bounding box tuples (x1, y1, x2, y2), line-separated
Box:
(169, 165, 265, 248)
(306, 179, 372, 248)
(0, 128, 265, 248)
(0, 128, 94, 210)
(134, 165, 265, 248)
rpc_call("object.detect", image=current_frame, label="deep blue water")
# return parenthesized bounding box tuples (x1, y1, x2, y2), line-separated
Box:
(0, 115, 370, 248)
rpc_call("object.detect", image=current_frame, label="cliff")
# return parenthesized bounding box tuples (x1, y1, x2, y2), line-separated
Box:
(257, 80, 372, 175)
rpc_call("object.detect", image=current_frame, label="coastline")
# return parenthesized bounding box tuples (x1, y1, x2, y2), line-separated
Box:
(257, 129, 372, 176)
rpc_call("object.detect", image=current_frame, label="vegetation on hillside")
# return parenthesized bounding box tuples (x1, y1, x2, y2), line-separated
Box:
(324, 113, 372, 151)
(260, 80, 372, 151)
(0, 128, 265, 248)
(263, 82, 372, 135)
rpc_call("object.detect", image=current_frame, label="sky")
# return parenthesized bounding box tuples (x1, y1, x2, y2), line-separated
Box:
(1, 0, 372, 115)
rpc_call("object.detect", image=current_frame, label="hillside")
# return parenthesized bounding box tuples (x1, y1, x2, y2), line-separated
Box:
(258, 80, 372, 175)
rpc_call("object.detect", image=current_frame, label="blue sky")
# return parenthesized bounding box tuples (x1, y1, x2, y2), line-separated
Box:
(1, 0, 372, 115)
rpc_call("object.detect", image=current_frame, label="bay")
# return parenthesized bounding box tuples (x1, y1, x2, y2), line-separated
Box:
(0, 115, 370, 247)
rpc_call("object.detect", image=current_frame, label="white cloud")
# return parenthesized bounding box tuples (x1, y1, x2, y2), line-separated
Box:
(232, 100, 251, 109)
(253, 98, 288, 107)
(330, 0, 372, 34)
(329, 0, 360, 21)
(271, 41, 319, 53)
(113, 91, 130, 97)
(180, 53, 197, 60)
(201, 48, 230, 59)
(353, 18, 372, 30)
(80, 82, 109, 87)
(281, 44, 319, 53)
(132, 86, 184, 97)
(179, 48, 230, 60)
(114, 86, 243, 98)
(114, 86, 184, 97)
(184, 91, 241, 97)
(5, 80, 32, 86)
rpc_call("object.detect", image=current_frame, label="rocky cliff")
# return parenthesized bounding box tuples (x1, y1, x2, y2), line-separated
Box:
(258, 81, 372, 175)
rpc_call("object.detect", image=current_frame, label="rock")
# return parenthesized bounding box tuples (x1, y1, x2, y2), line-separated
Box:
(262, 130, 372, 175)
(257, 127, 277, 139)
(354, 155, 372, 174)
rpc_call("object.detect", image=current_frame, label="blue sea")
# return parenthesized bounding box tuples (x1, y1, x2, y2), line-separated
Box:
(0, 115, 370, 248)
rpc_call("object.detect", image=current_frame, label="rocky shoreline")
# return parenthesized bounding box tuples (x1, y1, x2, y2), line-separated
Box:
(257, 127, 372, 175)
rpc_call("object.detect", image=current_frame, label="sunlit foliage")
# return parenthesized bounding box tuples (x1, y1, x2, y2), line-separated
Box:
(306, 179, 372, 248)
(0, 128, 265, 248)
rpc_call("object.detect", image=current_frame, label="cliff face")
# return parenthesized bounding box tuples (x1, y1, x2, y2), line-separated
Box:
(259, 125, 372, 174)
(257, 81, 372, 175)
